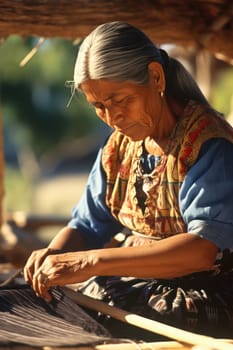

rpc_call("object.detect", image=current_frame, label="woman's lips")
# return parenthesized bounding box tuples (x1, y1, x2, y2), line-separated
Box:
(114, 123, 137, 133)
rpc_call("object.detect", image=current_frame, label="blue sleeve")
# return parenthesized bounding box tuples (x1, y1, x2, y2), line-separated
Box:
(67, 148, 123, 249)
(180, 138, 233, 251)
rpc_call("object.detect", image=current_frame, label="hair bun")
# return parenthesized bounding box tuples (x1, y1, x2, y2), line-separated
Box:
(159, 48, 169, 69)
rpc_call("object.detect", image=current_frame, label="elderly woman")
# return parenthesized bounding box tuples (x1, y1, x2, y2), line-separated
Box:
(24, 22, 233, 339)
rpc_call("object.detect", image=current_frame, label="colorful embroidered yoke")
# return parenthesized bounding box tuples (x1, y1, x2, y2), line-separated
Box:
(102, 101, 233, 238)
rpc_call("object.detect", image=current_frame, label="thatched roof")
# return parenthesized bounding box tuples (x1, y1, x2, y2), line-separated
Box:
(0, 0, 233, 64)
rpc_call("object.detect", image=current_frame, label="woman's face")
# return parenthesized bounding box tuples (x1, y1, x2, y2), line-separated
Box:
(80, 76, 163, 141)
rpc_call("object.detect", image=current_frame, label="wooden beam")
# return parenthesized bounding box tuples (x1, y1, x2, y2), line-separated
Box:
(0, 0, 232, 61)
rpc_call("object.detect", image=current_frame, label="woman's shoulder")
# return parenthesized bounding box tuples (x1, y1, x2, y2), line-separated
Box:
(183, 101, 233, 139)
(199, 137, 233, 159)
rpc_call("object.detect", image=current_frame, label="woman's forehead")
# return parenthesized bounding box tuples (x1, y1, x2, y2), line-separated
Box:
(81, 79, 143, 101)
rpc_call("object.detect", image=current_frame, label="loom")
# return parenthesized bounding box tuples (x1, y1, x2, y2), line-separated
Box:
(0, 285, 112, 347)
(1, 285, 233, 350)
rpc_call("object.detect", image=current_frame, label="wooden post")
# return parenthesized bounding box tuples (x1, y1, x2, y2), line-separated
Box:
(0, 101, 4, 239)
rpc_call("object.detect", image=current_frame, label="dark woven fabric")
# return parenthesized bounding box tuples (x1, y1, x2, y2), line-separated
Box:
(79, 270, 233, 339)
(0, 285, 111, 347)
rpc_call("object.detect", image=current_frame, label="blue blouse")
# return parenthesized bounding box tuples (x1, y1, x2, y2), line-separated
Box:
(68, 138, 233, 251)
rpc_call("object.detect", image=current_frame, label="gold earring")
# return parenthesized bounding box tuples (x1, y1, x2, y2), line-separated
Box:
(160, 91, 164, 98)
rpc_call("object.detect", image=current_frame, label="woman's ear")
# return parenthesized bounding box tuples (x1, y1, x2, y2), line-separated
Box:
(148, 61, 165, 93)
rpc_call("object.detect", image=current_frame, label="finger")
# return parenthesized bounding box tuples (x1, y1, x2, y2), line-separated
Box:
(40, 282, 52, 303)
(34, 248, 51, 272)
(37, 273, 52, 302)
(23, 266, 31, 284)
(32, 270, 46, 299)
(24, 252, 38, 284)
(32, 268, 41, 297)
(33, 269, 52, 302)
(24, 248, 50, 285)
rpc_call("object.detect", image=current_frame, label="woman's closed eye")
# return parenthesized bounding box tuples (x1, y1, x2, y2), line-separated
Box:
(89, 99, 124, 112)
(112, 95, 134, 107)
(88, 95, 134, 113)
(112, 97, 125, 105)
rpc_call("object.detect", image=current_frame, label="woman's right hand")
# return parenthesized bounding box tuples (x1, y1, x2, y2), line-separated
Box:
(24, 247, 60, 286)
(24, 226, 87, 286)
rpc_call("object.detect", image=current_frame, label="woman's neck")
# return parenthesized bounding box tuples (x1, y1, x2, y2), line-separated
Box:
(145, 98, 185, 154)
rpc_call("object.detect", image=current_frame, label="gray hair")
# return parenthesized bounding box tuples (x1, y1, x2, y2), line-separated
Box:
(74, 21, 208, 105)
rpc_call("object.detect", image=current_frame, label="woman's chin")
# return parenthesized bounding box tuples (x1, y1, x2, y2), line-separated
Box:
(123, 130, 150, 141)
(128, 135, 146, 142)
(119, 130, 145, 141)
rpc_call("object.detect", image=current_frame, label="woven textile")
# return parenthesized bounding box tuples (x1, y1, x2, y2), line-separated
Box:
(0, 285, 111, 347)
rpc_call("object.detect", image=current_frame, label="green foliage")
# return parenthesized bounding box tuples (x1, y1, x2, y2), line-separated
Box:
(0, 35, 99, 159)
(210, 68, 233, 117)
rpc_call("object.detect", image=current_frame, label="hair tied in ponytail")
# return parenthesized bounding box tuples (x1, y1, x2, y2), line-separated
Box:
(159, 48, 169, 69)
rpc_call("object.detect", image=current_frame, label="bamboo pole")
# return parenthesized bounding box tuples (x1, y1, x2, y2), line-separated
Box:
(62, 287, 233, 350)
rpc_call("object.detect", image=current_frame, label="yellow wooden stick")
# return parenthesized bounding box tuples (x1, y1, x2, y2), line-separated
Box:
(62, 287, 233, 350)
(44, 340, 189, 350)
(19, 37, 45, 67)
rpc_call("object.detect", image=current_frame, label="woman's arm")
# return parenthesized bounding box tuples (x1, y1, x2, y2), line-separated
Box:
(180, 138, 233, 251)
(47, 226, 88, 252)
(95, 233, 218, 278)
(31, 232, 218, 301)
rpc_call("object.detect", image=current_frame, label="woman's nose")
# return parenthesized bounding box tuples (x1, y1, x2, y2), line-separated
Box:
(105, 106, 123, 126)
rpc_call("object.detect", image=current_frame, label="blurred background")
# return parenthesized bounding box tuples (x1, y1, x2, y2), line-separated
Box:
(1, 36, 111, 220)
(0, 35, 233, 245)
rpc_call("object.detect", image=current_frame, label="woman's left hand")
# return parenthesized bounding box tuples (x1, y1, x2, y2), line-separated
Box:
(32, 251, 98, 302)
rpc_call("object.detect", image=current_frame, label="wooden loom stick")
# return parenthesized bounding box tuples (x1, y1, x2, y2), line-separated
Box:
(93, 340, 229, 350)
(44, 340, 189, 350)
(62, 287, 233, 350)
(92, 341, 188, 350)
